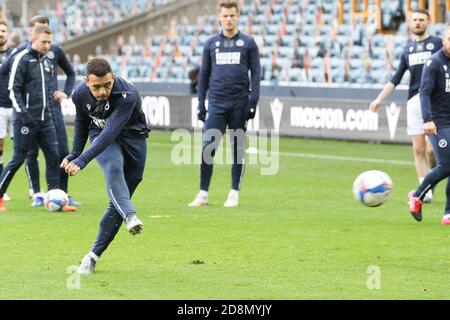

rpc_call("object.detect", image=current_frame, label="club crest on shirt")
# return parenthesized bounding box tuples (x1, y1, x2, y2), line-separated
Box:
(439, 139, 448, 148)
(44, 60, 51, 73)
(21, 126, 29, 135)
(47, 51, 55, 59)
(426, 43, 434, 51)
(236, 39, 244, 47)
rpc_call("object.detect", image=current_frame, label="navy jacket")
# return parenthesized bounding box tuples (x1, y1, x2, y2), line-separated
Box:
(391, 35, 442, 100)
(1, 43, 75, 97)
(9, 44, 54, 121)
(0, 47, 13, 108)
(420, 49, 450, 128)
(68, 76, 150, 169)
(197, 31, 261, 108)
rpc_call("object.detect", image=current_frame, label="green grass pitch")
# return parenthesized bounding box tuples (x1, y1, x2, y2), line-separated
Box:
(0, 129, 449, 299)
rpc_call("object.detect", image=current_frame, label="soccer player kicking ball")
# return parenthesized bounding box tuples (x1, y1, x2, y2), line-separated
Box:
(409, 26, 450, 225)
(188, 0, 260, 208)
(370, 9, 441, 204)
(61, 58, 150, 274)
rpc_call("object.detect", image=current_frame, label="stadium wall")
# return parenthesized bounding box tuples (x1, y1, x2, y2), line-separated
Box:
(60, 81, 410, 144)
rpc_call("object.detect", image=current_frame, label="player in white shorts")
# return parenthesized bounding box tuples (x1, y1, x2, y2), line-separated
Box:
(0, 20, 13, 201)
(370, 9, 441, 203)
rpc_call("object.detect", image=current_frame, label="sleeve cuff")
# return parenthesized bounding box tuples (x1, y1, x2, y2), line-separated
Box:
(72, 158, 87, 170)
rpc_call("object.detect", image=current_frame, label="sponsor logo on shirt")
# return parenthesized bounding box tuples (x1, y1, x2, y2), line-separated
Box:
(408, 51, 432, 66)
(216, 52, 241, 65)
(89, 115, 106, 129)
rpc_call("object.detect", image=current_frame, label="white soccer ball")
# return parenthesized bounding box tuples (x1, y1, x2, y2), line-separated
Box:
(44, 189, 69, 212)
(353, 170, 393, 207)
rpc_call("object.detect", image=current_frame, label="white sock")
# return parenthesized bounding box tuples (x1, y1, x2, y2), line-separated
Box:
(88, 251, 99, 262)
(228, 189, 239, 200)
(198, 190, 208, 198)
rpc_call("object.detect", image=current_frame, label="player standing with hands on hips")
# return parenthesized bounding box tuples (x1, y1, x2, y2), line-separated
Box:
(409, 26, 450, 225)
(188, 0, 261, 208)
(369, 9, 441, 203)
(61, 58, 150, 274)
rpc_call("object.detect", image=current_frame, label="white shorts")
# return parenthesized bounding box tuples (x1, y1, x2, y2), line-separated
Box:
(0, 107, 13, 139)
(406, 94, 425, 136)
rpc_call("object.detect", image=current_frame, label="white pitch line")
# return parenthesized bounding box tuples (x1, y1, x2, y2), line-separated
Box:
(150, 142, 414, 166)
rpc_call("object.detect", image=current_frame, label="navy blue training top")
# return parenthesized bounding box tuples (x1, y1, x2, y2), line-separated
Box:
(391, 35, 442, 100)
(420, 49, 450, 128)
(0, 47, 13, 108)
(197, 31, 261, 107)
(68, 76, 150, 170)
(1, 42, 75, 96)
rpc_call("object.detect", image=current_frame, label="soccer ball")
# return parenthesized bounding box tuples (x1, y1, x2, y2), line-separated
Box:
(44, 189, 68, 212)
(353, 170, 393, 207)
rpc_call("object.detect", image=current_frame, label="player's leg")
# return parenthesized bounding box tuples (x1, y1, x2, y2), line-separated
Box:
(409, 128, 450, 221)
(122, 137, 147, 233)
(95, 140, 142, 234)
(36, 120, 61, 192)
(425, 135, 436, 169)
(0, 123, 34, 210)
(189, 103, 227, 207)
(224, 97, 248, 207)
(122, 136, 147, 197)
(442, 178, 450, 225)
(25, 145, 43, 206)
(51, 102, 80, 206)
(0, 107, 8, 176)
(78, 139, 147, 274)
(407, 94, 434, 202)
(77, 203, 123, 275)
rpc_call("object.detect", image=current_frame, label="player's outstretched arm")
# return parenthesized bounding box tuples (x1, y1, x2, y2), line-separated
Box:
(369, 82, 396, 112)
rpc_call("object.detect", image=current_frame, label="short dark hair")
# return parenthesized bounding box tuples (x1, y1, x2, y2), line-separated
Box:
(32, 25, 52, 37)
(86, 58, 113, 77)
(0, 20, 8, 28)
(217, 0, 240, 13)
(29, 15, 50, 27)
(412, 9, 430, 19)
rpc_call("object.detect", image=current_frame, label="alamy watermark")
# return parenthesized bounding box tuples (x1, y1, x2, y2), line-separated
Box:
(66, 265, 81, 290)
(170, 129, 280, 175)
(367, 265, 381, 290)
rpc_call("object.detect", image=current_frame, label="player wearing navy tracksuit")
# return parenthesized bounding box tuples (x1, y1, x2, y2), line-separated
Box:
(370, 9, 441, 203)
(0, 26, 62, 211)
(0, 15, 78, 206)
(25, 42, 76, 204)
(189, 0, 260, 208)
(64, 58, 150, 275)
(409, 27, 450, 225)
